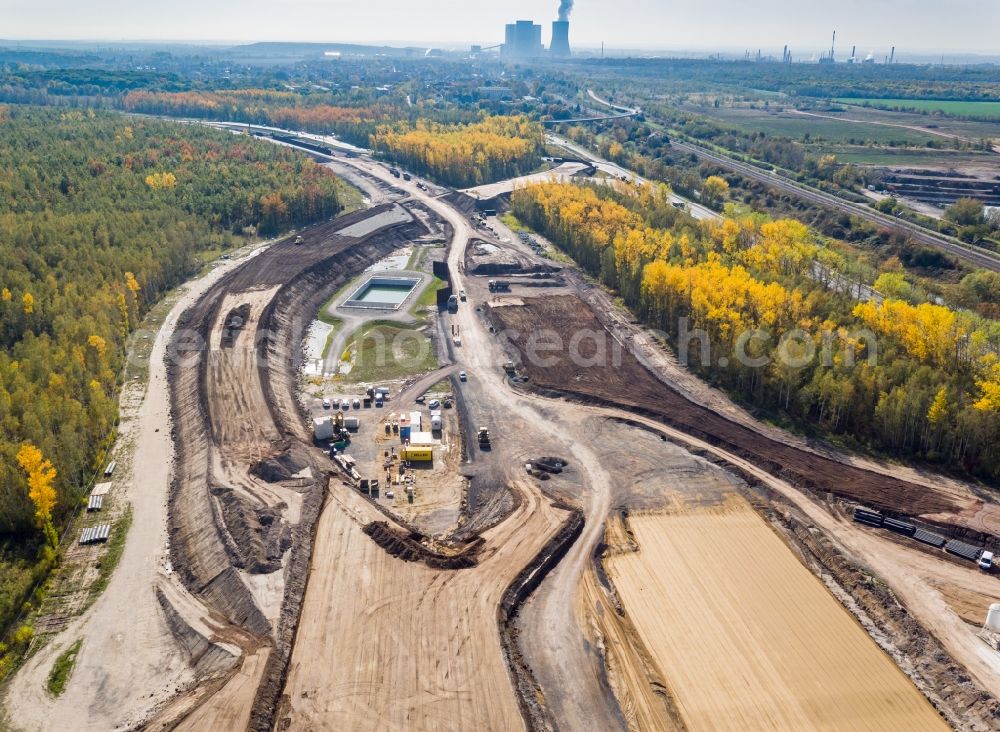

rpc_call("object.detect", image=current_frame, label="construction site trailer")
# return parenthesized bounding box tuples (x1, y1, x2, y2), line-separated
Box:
(409, 431, 434, 446)
(400, 447, 433, 462)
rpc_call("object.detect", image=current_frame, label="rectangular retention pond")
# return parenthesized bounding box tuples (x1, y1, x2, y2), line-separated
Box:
(343, 276, 420, 310)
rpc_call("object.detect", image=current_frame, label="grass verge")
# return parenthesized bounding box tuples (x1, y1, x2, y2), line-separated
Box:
(338, 323, 437, 384)
(46, 638, 83, 696)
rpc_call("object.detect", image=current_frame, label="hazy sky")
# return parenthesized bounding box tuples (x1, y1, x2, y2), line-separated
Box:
(1, 0, 997, 55)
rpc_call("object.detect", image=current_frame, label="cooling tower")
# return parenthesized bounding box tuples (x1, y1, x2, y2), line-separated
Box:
(550, 21, 571, 57)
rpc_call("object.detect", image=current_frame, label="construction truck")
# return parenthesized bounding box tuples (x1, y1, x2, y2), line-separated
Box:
(477, 427, 491, 449)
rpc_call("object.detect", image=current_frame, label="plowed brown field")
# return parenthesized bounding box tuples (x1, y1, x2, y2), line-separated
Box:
(607, 498, 949, 732)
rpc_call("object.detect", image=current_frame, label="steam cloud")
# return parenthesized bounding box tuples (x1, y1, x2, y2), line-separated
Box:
(558, 0, 573, 21)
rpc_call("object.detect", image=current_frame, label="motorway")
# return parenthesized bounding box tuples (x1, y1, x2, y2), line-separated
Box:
(545, 131, 719, 221)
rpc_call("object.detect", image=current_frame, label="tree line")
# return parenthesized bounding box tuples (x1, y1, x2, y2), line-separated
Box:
(371, 115, 545, 188)
(511, 181, 1000, 481)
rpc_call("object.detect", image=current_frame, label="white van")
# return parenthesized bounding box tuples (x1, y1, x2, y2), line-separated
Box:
(979, 550, 994, 572)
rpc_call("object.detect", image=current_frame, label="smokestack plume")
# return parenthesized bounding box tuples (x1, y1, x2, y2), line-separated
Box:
(558, 0, 573, 21)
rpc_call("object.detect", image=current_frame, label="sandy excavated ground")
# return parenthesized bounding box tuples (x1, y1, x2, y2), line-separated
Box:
(609, 497, 949, 732)
(280, 480, 565, 730)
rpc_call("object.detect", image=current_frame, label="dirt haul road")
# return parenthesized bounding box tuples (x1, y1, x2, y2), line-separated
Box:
(274, 155, 629, 730)
(499, 370, 1000, 726)
(608, 498, 948, 732)
(3, 241, 278, 732)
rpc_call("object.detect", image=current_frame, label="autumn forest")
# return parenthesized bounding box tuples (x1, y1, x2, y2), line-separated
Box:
(0, 106, 344, 634)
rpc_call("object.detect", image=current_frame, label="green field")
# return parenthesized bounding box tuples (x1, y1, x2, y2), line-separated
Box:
(691, 106, 941, 145)
(835, 98, 1000, 119)
(813, 145, 997, 167)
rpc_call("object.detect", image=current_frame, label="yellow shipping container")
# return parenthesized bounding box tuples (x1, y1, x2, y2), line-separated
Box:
(400, 447, 433, 462)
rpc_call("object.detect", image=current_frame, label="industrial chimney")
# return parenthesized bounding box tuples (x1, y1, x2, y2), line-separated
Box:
(550, 21, 571, 57)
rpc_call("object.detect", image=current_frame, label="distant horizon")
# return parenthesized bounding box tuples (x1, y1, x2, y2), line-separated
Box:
(2, 38, 998, 65)
(1, 0, 997, 57)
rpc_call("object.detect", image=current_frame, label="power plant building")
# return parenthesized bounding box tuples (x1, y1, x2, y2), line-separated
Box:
(503, 20, 544, 58)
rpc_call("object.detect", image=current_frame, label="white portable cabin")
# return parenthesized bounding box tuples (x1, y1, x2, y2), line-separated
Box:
(313, 416, 334, 441)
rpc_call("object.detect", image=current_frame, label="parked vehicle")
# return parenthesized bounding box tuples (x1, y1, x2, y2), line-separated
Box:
(352, 398, 361, 409)
(428, 398, 441, 409)
(341, 399, 350, 410)
(459, 371, 467, 381)
(322, 398, 331, 409)
(980, 550, 994, 572)
(459, 290, 467, 301)
(447, 294, 459, 313)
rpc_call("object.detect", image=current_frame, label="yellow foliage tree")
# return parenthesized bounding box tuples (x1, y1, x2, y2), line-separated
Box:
(1, 287, 10, 302)
(22, 292, 34, 314)
(927, 387, 948, 424)
(16, 443, 58, 533)
(702, 175, 730, 208)
(144, 171, 177, 190)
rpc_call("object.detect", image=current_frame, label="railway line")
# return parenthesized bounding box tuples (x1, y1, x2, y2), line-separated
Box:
(582, 88, 1000, 272)
(668, 139, 1000, 272)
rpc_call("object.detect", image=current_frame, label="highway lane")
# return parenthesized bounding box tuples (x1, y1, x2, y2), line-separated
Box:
(545, 131, 719, 221)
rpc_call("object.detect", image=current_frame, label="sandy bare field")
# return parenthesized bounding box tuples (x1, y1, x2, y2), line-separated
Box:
(608, 497, 949, 732)
(280, 480, 566, 730)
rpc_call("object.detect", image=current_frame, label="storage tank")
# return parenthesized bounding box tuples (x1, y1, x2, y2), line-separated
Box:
(987, 603, 1000, 632)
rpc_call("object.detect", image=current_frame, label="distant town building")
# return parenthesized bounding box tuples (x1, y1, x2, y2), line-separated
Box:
(477, 86, 514, 100)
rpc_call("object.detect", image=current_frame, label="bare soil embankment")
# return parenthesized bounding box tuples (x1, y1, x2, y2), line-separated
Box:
(162, 203, 429, 730)
(489, 295, 997, 539)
